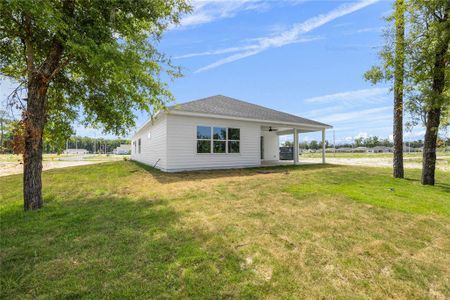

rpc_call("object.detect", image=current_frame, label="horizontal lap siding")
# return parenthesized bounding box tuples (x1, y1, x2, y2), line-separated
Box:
(166, 114, 260, 171)
(131, 115, 167, 170)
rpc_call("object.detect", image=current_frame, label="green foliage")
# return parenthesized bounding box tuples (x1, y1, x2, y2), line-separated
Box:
(364, 0, 450, 128)
(0, 0, 191, 144)
(0, 111, 15, 153)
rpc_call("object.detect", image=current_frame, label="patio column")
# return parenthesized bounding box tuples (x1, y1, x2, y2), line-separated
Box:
(293, 128, 299, 165)
(322, 129, 326, 164)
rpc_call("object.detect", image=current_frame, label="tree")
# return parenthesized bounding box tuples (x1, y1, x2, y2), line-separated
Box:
(0, 110, 7, 152)
(407, 0, 449, 185)
(392, 0, 405, 178)
(365, 0, 405, 178)
(309, 140, 319, 150)
(0, 0, 190, 210)
(366, 0, 449, 185)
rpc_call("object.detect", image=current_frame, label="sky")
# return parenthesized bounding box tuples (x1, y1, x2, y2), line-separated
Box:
(1, 0, 445, 144)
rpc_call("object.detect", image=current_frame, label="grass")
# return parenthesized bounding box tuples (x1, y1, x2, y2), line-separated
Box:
(1, 162, 449, 298)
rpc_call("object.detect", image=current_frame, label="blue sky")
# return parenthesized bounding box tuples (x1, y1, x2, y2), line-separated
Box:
(1, 0, 441, 143)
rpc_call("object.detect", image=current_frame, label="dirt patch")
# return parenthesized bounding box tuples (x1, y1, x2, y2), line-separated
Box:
(0, 160, 110, 177)
(301, 157, 449, 171)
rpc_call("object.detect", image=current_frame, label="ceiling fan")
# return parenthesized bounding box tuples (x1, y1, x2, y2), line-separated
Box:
(263, 126, 278, 132)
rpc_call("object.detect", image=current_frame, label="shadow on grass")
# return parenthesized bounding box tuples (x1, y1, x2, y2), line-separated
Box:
(131, 160, 340, 184)
(0, 194, 262, 299)
(402, 177, 450, 192)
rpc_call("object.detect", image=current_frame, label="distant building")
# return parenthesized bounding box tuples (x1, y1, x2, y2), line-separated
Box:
(354, 147, 368, 153)
(113, 144, 131, 155)
(368, 146, 392, 153)
(63, 148, 89, 155)
(336, 147, 353, 153)
(403, 146, 422, 152)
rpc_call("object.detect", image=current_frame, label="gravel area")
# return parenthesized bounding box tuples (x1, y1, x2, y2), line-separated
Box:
(0, 160, 110, 177)
(301, 157, 449, 171)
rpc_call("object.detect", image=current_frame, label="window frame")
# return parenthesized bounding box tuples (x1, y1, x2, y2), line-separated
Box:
(138, 138, 141, 154)
(195, 125, 240, 154)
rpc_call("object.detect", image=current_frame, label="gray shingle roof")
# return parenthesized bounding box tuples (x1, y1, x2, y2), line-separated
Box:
(169, 95, 331, 128)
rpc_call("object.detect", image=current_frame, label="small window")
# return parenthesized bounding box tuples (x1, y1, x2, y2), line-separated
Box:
(228, 128, 240, 154)
(213, 127, 226, 140)
(213, 141, 226, 153)
(228, 128, 240, 140)
(147, 131, 151, 139)
(197, 140, 211, 153)
(197, 126, 211, 153)
(197, 126, 211, 139)
(228, 141, 240, 153)
(138, 138, 141, 154)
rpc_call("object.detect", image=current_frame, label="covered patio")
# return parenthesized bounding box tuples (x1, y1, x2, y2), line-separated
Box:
(259, 123, 331, 166)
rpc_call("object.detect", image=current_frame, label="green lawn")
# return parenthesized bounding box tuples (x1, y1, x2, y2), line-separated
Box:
(1, 162, 449, 298)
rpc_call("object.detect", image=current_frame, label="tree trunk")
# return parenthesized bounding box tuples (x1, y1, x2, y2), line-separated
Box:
(421, 8, 449, 185)
(393, 0, 405, 178)
(421, 108, 440, 185)
(0, 116, 3, 153)
(23, 77, 48, 210)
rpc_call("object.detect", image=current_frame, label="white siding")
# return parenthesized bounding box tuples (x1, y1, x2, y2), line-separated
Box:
(131, 115, 167, 170)
(261, 131, 279, 161)
(166, 114, 261, 171)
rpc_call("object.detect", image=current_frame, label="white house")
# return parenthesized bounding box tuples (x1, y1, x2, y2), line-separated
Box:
(63, 148, 89, 155)
(131, 95, 332, 172)
(113, 144, 131, 155)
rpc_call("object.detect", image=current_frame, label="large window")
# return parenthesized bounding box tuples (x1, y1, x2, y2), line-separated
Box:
(196, 126, 240, 154)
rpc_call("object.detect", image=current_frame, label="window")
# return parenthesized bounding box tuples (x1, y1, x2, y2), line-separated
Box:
(138, 138, 141, 154)
(213, 127, 226, 153)
(197, 126, 211, 153)
(147, 131, 151, 139)
(228, 128, 240, 153)
(196, 126, 240, 154)
(133, 141, 136, 154)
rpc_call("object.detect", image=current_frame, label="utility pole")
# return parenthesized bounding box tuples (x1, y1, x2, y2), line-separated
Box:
(333, 130, 336, 157)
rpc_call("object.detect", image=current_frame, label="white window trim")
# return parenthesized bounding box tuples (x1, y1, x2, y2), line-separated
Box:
(195, 125, 240, 155)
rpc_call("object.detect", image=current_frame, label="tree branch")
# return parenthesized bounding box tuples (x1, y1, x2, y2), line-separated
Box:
(23, 15, 35, 79)
(46, 55, 72, 82)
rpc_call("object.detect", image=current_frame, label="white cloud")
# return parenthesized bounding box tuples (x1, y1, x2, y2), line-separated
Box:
(175, 36, 320, 59)
(177, 0, 267, 28)
(320, 106, 391, 124)
(355, 132, 369, 139)
(304, 87, 389, 104)
(355, 26, 383, 33)
(404, 130, 426, 138)
(195, 0, 379, 72)
(344, 136, 353, 142)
